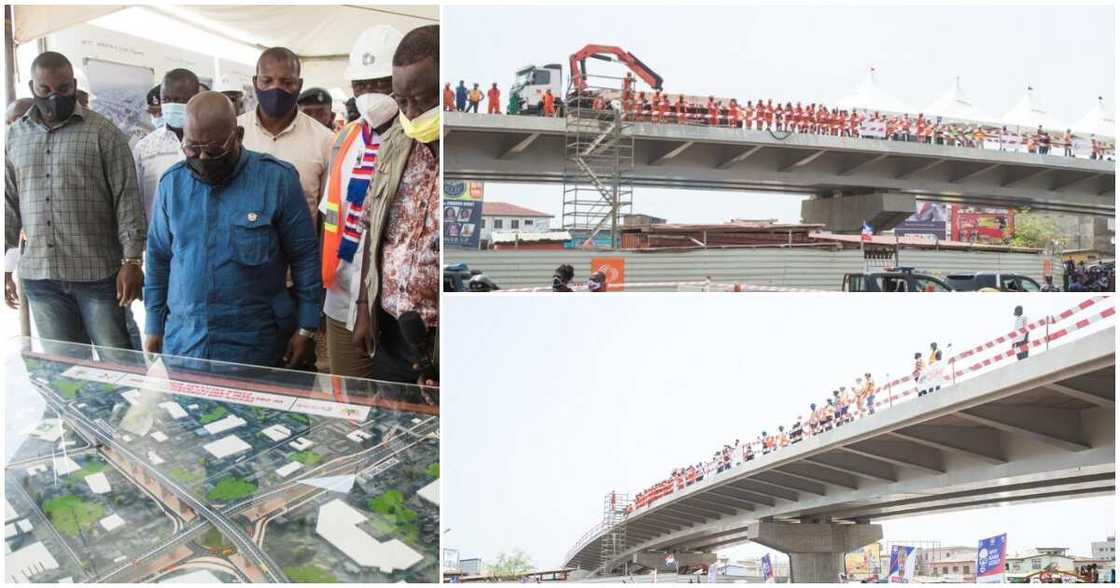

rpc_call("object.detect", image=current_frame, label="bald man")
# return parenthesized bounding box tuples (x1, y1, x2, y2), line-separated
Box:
(144, 92, 321, 368)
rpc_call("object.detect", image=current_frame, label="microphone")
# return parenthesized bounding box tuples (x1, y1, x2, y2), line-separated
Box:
(398, 310, 437, 382)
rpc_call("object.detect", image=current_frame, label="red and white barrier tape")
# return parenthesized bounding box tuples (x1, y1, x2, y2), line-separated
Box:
(498, 281, 825, 293)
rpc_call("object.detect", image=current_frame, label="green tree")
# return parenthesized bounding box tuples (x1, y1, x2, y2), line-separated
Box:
(1010, 213, 1065, 249)
(199, 406, 228, 425)
(484, 549, 534, 579)
(43, 496, 104, 537)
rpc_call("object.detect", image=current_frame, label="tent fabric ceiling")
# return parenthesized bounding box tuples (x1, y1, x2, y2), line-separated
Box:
(13, 5, 438, 57)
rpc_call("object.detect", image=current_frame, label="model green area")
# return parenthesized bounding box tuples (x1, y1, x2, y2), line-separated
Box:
(291, 451, 322, 466)
(426, 463, 439, 478)
(56, 379, 81, 400)
(199, 406, 228, 425)
(199, 526, 233, 550)
(43, 495, 105, 537)
(206, 476, 257, 502)
(370, 490, 419, 542)
(284, 565, 338, 583)
(169, 466, 204, 484)
(69, 462, 106, 480)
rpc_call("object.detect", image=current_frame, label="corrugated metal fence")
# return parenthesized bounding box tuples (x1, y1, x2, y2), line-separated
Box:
(446, 248, 1053, 291)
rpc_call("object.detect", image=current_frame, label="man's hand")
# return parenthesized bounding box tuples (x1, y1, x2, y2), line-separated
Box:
(284, 331, 314, 369)
(117, 263, 143, 307)
(144, 335, 163, 354)
(4, 272, 18, 309)
(352, 302, 373, 357)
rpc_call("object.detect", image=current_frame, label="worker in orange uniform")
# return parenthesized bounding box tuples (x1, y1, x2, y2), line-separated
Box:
(622, 72, 634, 102)
(650, 90, 662, 122)
(443, 82, 455, 112)
(542, 89, 556, 117)
(486, 83, 501, 114)
(706, 96, 719, 126)
(636, 91, 647, 121)
(657, 94, 669, 123)
(728, 98, 741, 128)
(674, 95, 687, 124)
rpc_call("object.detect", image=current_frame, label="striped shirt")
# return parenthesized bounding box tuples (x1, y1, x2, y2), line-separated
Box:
(5, 102, 146, 281)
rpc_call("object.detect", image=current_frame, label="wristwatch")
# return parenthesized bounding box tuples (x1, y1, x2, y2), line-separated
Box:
(121, 257, 142, 267)
(296, 328, 315, 339)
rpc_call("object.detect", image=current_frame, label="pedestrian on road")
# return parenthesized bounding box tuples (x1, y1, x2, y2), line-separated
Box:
(1013, 305, 1029, 360)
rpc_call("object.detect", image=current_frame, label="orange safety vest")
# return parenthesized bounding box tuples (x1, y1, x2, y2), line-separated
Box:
(321, 121, 367, 289)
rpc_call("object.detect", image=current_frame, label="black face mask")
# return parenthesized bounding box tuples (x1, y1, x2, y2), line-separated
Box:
(34, 93, 77, 123)
(186, 147, 240, 186)
(256, 87, 299, 119)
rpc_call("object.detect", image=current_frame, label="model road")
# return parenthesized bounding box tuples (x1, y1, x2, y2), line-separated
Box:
(34, 385, 289, 583)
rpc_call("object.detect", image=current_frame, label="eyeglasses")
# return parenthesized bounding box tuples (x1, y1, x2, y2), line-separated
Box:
(181, 128, 236, 159)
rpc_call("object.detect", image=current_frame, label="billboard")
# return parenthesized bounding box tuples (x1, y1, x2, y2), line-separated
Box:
(846, 543, 882, 578)
(976, 533, 1008, 583)
(443, 180, 484, 249)
(894, 202, 948, 239)
(951, 205, 1014, 244)
(761, 554, 775, 583)
(888, 545, 918, 583)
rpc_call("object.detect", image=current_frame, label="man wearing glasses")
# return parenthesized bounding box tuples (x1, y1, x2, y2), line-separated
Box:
(143, 92, 321, 369)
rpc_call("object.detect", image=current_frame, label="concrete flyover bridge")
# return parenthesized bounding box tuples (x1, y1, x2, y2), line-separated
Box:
(562, 322, 1115, 582)
(444, 112, 1115, 227)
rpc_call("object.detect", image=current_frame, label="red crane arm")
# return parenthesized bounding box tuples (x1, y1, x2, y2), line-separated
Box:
(569, 44, 663, 93)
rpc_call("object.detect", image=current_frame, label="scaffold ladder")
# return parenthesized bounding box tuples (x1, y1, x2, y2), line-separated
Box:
(600, 491, 632, 570)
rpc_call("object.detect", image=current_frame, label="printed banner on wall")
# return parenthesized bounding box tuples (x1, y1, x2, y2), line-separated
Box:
(894, 202, 948, 239)
(951, 205, 1014, 244)
(761, 554, 774, 583)
(443, 181, 484, 249)
(976, 533, 1007, 583)
(888, 545, 918, 583)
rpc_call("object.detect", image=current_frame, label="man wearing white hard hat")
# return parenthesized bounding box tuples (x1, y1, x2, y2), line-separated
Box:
(214, 75, 246, 116)
(318, 24, 403, 378)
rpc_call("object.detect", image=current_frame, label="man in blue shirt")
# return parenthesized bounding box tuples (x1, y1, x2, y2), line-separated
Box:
(455, 80, 468, 112)
(143, 92, 321, 368)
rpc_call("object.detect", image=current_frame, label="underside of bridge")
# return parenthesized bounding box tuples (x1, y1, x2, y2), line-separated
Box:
(564, 328, 1115, 581)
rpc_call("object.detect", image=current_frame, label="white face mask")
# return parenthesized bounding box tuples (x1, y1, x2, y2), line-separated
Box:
(355, 92, 398, 128)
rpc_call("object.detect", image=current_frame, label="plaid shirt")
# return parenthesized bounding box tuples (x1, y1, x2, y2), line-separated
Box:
(5, 102, 146, 281)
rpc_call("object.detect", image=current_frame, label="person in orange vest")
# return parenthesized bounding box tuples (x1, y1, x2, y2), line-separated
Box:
(650, 90, 662, 122)
(728, 98, 741, 128)
(442, 82, 454, 112)
(486, 83, 501, 114)
(674, 95, 687, 124)
(706, 96, 719, 126)
(622, 72, 634, 102)
(636, 91, 647, 121)
(657, 93, 669, 123)
(542, 88, 556, 117)
(319, 24, 402, 377)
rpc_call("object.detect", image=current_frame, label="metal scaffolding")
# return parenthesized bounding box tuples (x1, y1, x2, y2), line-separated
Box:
(600, 491, 632, 570)
(562, 74, 634, 248)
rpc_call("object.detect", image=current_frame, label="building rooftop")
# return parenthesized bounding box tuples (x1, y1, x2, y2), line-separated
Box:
(482, 202, 554, 218)
(203, 435, 252, 459)
(315, 498, 423, 573)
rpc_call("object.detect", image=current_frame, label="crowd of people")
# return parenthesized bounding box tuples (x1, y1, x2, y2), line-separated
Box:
(625, 306, 1036, 515)
(4, 25, 441, 397)
(450, 73, 1115, 160)
(1064, 261, 1115, 292)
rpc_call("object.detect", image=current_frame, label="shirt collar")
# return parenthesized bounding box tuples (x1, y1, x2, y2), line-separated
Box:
(26, 97, 86, 128)
(252, 106, 301, 138)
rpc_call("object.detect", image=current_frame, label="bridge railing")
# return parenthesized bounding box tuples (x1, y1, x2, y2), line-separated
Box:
(619, 296, 1114, 513)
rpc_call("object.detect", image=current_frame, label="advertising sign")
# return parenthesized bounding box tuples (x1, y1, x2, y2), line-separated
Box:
(888, 545, 918, 583)
(860, 120, 887, 138)
(951, 205, 1014, 244)
(894, 202, 948, 239)
(976, 533, 1008, 583)
(761, 554, 774, 583)
(443, 180, 484, 249)
(590, 257, 625, 292)
(845, 543, 882, 578)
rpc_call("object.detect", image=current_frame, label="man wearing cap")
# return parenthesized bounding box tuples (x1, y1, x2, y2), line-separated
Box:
(214, 76, 246, 116)
(133, 69, 202, 221)
(318, 24, 402, 378)
(297, 87, 335, 130)
(238, 47, 333, 225)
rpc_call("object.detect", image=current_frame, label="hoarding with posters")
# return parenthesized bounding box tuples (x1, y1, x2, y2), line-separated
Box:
(590, 258, 625, 292)
(894, 202, 948, 239)
(888, 545, 918, 583)
(760, 554, 774, 583)
(845, 543, 882, 578)
(976, 533, 1008, 583)
(951, 205, 1014, 244)
(443, 180, 484, 249)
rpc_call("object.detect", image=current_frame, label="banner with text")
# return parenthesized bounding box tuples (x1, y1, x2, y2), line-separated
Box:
(976, 533, 1008, 583)
(444, 180, 484, 249)
(888, 546, 918, 583)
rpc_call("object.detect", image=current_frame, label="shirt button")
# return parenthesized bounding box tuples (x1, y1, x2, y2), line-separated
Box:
(46, 220, 51, 226)
(399, 285, 405, 293)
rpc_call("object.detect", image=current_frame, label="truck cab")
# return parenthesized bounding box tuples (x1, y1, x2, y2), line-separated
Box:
(510, 64, 563, 115)
(944, 272, 1041, 292)
(842, 268, 954, 292)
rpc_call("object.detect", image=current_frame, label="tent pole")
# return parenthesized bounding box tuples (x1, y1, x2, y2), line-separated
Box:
(5, 5, 15, 105)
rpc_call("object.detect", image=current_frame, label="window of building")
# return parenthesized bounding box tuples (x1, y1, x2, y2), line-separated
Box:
(525, 219, 534, 226)
(1032, 559, 1042, 570)
(494, 219, 503, 229)
(964, 565, 970, 574)
(481, 218, 487, 229)
(511, 219, 520, 229)
(953, 566, 959, 572)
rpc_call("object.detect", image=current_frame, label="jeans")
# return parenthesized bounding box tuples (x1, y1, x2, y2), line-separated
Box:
(22, 277, 133, 355)
(466, 101, 479, 113)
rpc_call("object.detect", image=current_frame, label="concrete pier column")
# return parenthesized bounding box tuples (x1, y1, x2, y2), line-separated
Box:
(748, 521, 882, 583)
(801, 191, 915, 233)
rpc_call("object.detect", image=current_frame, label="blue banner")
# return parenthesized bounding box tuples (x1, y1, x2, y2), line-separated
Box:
(761, 554, 774, 583)
(976, 533, 1007, 582)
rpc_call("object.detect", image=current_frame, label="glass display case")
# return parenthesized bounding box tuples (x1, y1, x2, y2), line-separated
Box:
(4, 337, 439, 583)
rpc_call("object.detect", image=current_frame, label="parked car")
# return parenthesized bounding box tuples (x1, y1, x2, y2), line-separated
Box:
(842, 268, 954, 292)
(943, 272, 1041, 292)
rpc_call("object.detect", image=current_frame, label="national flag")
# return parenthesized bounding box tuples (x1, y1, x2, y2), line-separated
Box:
(861, 222, 874, 242)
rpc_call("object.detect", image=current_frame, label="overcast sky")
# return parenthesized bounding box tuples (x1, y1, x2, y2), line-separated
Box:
(441, 294, 1115, 570)
(444, 4, 1116, 224)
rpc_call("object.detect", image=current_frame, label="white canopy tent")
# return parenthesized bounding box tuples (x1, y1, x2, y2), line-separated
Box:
(1000, 87, 1066, 131)
(11, 4, 438, 93)
(1072, 97, 1115, 138)
(923, 77, 993, 123)
(834, 67, 912, 115)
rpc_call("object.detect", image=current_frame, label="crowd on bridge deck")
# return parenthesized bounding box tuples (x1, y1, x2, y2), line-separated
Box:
(623, 304, 1049, 515)
(444, 77, 1116, 161)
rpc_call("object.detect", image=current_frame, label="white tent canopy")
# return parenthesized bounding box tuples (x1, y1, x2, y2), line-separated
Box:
(834, 67, 912, 114)
(1072, 97, 1115, 138)
(923, 77, 993, 123)
(1000, 87, 1065, 131)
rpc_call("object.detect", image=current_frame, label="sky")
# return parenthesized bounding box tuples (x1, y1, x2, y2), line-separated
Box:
(444, 4, 1116, 224)
(441, 294, 1115, 570)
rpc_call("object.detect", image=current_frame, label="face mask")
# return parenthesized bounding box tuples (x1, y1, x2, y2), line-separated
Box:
(256, 87, 299, 119)
(186, 136, 241, 186)
(161, 102, 187, 129)
(34, 93, 77, 123)
(398, 106, 440, 143)
(151, 115, 164, 128)
(355, 92, 399, 129)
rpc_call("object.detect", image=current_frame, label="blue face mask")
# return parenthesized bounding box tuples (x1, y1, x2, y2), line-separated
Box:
(161, 102, 187, 129)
